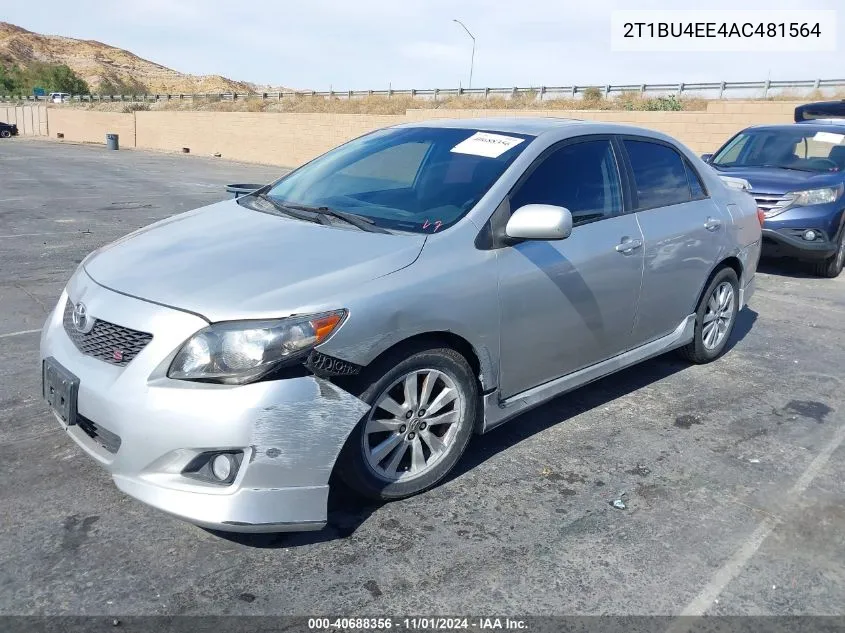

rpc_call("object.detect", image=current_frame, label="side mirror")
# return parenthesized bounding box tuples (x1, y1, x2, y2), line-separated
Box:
(505, 204, 573, 241)
(718, 175, 752, 192)
(700, 153, 714, 163)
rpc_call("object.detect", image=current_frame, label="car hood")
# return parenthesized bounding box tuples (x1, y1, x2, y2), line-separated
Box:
(84, 198, 427, 321)
(711, 165, 842, 195)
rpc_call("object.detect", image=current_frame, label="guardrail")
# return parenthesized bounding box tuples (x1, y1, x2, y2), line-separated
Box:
(2, 78, 844, 104)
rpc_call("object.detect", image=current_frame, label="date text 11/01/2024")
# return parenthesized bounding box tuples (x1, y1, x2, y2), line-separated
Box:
(307, 617, 528, 630)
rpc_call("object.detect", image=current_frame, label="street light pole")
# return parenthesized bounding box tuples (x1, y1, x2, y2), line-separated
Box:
(452, 19, 475, 90)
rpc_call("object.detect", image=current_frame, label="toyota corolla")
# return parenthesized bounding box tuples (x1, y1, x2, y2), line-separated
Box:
(41, 118, 762, 532)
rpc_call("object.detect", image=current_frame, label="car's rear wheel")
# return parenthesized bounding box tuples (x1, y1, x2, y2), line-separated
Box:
(678, 267, 739, 364)
(0, 130, 11, 139)
(812, 229, 845, 278)
(335, 345, 477, 501)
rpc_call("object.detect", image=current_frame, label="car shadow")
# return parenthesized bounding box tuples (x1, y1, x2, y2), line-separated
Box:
(209, 308, 758, 549)
(203, 484, 382, 548)
(757, 256, 818, 279)
(451, 306, 757, 480)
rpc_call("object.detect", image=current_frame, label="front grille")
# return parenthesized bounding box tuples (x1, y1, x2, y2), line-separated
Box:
(752, 192, 794, 218)
(62, 300, 152, 366)
(77, 414, 122, 453)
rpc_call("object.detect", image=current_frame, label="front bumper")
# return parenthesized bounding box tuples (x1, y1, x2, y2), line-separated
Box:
(40, 269, 369, 532)
(761, 203, 843, 261)
(761, 228, 838, 260)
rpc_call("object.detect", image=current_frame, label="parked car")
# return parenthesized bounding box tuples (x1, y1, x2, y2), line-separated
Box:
(703, 115, 845, 277)
(794, 99, 845, 123)
(0, 121, 18, 138)
(41, 119, 761, 532)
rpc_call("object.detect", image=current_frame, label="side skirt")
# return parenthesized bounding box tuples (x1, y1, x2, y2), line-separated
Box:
(481, 314, 696, 433)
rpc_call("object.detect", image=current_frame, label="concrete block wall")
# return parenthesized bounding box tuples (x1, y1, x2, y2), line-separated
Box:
(32, 100, 805, 167)
(403, 101, 801, 155)
(0, 105, 48, 136)
(46, 109, 135, 145)
(134, 111, 400, 166)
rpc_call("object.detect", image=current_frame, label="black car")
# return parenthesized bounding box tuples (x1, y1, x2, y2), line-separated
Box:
(0, 121, 19, 138)
(794, 99, 845, 122)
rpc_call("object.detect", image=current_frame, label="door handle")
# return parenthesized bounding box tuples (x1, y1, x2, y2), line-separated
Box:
(615, 238, 643, 254)
(704, 217, 722, 231)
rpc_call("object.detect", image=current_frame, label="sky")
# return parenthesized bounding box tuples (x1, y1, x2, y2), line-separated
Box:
(0, 0, 841, 90)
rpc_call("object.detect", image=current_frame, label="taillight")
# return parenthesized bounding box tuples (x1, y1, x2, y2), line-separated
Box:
(757, 209, 766, 226)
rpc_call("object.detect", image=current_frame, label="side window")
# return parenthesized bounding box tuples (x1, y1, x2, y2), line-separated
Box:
(624, 140, 691, 209)
(510, 139, 622, 227)
(684, 160, 708, 200)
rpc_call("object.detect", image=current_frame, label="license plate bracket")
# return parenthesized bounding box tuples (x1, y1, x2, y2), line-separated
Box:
(42, 357, 79, 426)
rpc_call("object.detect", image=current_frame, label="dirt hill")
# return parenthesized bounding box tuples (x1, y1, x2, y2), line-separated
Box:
(0, 21, 254, 94)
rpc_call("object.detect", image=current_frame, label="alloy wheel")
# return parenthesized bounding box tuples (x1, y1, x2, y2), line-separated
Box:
(362, 369, 465, 482)
(702, 281, 735, 350)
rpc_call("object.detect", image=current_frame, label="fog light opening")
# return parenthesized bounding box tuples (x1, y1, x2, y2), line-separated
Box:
(803, 230, 818, 241)
(182, 450, 243, 485)
(212, 454, 235, 481)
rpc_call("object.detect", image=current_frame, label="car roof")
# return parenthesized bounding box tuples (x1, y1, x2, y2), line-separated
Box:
(393, 117, 585, 135)
(742, 122, 845, 134)
(393, 117, 683, 141)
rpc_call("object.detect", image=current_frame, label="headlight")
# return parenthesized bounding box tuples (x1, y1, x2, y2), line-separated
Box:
(168, 310, 346, 384)
(789, 185, 843, 207)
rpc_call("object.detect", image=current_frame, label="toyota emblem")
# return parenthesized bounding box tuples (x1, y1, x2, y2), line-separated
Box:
(72, 302, 94, 333)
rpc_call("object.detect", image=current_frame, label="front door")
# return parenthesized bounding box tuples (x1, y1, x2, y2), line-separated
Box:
(496, 138, 645, 400)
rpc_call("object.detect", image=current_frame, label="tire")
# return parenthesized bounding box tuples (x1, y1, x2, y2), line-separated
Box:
(811, 229, 845, 278)
(335, 344, 478, 501)
(678, 266, 740, 364)
(0, 130, 11, 139)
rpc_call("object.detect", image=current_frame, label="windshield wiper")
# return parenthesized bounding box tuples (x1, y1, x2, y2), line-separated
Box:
(757, 164, 815, 172)
(252, 194, 331, 225)
(282, 203, 390, 234)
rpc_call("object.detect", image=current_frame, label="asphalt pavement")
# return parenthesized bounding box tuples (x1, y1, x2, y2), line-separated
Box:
(1, 138, 843, 617)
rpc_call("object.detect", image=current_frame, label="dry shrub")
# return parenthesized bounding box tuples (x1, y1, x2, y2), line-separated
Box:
(121, 102, 150, 113)
(57, 90, 820, 115)
(581, 86, 604, 103)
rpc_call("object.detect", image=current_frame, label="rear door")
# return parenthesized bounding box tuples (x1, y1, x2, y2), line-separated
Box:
(620, 137, 729, 344)
(496, 136, 645, 399)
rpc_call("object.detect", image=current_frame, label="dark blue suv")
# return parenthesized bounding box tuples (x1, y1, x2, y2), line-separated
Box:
(704, 117, 845, 278)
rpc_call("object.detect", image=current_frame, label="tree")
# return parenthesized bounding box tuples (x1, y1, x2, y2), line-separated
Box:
(0, 64, 17, 93)
(0, 62, 89, 95)
(42, 64, 89, 94)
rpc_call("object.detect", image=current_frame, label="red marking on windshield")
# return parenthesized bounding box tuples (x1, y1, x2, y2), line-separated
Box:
(422, 220, 443, 232)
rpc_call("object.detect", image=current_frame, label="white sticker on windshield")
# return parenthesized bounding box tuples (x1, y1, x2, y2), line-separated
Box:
(813, 131, 845, 145)
(450, 132, 525, 158)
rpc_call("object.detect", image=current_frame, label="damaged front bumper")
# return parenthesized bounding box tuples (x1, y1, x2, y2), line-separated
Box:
(40, 270, 369, 532)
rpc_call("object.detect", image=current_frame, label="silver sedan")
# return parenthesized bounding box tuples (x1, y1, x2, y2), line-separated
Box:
(40, 118, 762, 532)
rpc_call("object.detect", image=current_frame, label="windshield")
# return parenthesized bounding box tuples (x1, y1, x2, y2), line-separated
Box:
(712, 128, 845, 173)
(261, 126, 533, 233)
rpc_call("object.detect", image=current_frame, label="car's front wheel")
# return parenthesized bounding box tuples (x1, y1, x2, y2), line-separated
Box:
(335, 345, 478, 501)
(812, 229, 845, 278)
(0, 130, 11, 139)
(679, 266, 740, 364)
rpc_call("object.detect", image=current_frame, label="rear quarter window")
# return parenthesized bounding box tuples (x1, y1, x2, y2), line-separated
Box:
(685, 160, 708, 200)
